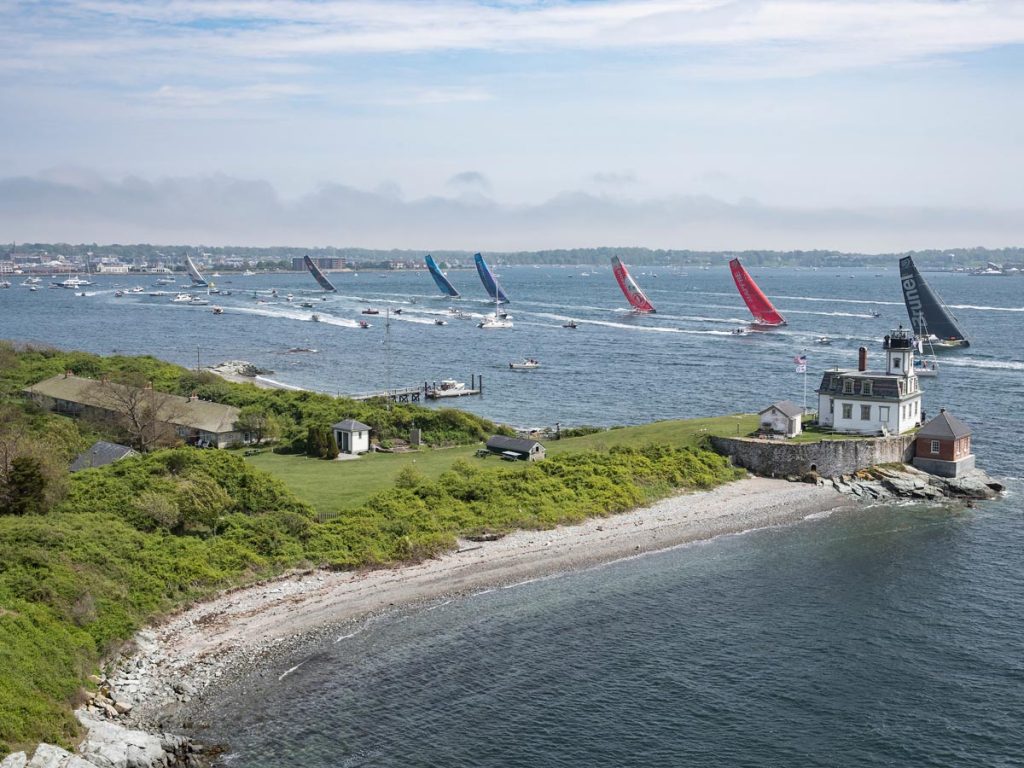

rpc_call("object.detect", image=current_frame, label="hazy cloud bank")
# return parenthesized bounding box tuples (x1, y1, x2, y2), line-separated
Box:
(1, 172, 1021, 253)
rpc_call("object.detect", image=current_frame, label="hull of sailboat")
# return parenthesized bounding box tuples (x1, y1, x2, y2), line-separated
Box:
(610, 257, 656, 313)
(425, 255, 460, 297)
(303, 255, 337, 292)
(729, 259, 786, 326)
(474, 253, 509, 303)
(899, 256, 969, 346)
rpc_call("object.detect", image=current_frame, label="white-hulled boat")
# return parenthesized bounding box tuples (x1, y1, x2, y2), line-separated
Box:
(509, 358, 540, 369)
(170, 293, 193, 303)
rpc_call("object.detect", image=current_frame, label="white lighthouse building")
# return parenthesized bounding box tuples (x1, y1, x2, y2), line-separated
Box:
(816, 327, 924, 435)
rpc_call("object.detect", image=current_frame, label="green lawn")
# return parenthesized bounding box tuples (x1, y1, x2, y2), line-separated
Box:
(243, 413, 761, 515)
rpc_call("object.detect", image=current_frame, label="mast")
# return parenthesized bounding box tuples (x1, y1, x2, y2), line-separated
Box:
(425, 255, 460, 297)
(610, 256, 656, 313)
(898, 256, 969, 346)
(474, 253, 509, 303)
(303, 255, 337, 292)
(729, 258, 785, 326)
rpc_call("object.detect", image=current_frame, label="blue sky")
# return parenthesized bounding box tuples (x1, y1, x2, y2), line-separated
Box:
(2, 0, 1024, 250)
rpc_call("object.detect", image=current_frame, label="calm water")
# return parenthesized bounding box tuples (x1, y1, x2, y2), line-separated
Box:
(3, 265, 1023, 765)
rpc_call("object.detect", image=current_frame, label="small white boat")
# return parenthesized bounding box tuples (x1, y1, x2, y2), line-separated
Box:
(212, 306, 224, 315)
(434, 319, 447, 326)
(242, 270, 255, 276)
(129, 286, 145, 293)
(311, 314, 320, 322)
(300, 301, 315, 308)
(359, 320, 371, 328)
(914, 360, 939, 377)
(815, 336, 832, 345)
(509, 358, 540, 370)
(188, 297, 209, 306)
(114, 290, 124, 297)
(170, 293, 193, 303)
(29, 285, 38, 292)
(478, 314, 513, 329)
(731, 327, 749, 336)
(0, 280, 12, 289)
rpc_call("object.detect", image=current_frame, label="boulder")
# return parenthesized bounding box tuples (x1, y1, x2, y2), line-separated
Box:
(76, 715, 169, 768)
(1, 753, 28, 768)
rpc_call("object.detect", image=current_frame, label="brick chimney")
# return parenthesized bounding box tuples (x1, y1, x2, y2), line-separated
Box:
(858, 347, 868, 372)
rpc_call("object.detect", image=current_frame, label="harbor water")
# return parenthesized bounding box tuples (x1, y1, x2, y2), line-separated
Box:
(3, 265, 1022, 765)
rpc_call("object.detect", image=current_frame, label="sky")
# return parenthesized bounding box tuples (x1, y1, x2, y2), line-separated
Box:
(3, 0, 1024, 251)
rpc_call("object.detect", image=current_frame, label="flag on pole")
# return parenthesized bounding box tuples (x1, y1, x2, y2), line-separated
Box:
(794, 354, 807, 373)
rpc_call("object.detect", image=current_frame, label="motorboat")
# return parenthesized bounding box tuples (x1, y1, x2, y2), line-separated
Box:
(914, 359, 938, 378)
(212, 306, 224, 315)
(870, 311, 881, 318)
(129, 286, 145, 293)
(563, 320, 578, 329)
(56, 276, 93, 289)
(434, 319, 447, 326)
(509, 359, 540, 370)
(114, 290, 124, 297)
(359, 320, 371, 328)
(731, 327, 749, 336)
(188, 297, 209, 306)
(478, 292, 513, 329)
(815, 336, 832, 345)
(311, 314, 320, 322)
(170, 293, 193, 303)
(362, 308, 380, 315)
(0, 280, 12, 289)
(300, 301, 315, 308)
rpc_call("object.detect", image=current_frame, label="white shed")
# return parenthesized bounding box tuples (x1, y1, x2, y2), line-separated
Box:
(332, 419, 371, 455)
(758, 400, 803, 437)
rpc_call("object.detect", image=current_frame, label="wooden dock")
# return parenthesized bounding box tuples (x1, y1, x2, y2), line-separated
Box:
(350, 374, 484, 403)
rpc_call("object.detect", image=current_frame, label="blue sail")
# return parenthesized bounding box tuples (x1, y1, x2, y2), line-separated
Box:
(474, 253, 509, 303)
(425, 255, 460, 297)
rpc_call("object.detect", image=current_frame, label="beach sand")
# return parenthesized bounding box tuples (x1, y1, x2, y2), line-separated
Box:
(110, 476, 852, 730)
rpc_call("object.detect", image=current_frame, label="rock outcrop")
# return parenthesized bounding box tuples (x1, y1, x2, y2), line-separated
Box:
(826, 464, 1003, 502)
(1, 752, 28, 768)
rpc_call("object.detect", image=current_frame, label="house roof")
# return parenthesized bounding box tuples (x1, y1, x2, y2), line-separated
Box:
(486, 435, 543, 454)
(70, 440, 136, 472)
(760, 400, 802, 419)
(816, 370, 907, 400)
(24, 374, 242, 435)
(918, 410, 971, 440)
(332, 419, 370, 431)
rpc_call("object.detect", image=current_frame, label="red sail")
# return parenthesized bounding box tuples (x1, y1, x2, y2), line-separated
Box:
(611, 256, 656, 313)
(729, 258, 786, 326)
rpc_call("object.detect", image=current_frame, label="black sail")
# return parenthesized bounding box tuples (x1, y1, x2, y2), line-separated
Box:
(899, 256, 969, 346)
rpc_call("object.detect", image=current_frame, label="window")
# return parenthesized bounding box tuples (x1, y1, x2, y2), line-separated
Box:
(893, 357, 901, 369)
(898, 381, 905, 396)
(828, 398, 833, 414)
(930, 440, 940, 455)
(842, 403, 852, 419)
(843, 379, 854, 394)
(880, 406, 890, 422)
(860, 405, 871, 420)
(861, 380, 873, 395)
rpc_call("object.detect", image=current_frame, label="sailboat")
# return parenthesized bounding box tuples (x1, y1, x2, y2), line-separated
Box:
(185, 255, 208, 287)
(913, 314, 940, 377)
(303, 255, 337, 292)
(610, 256, 656, 313)
(898, 256, 969, 347)
(474, 253, 509, 304)
(425, 255, 460, 298)
(729, 258, 786, 327)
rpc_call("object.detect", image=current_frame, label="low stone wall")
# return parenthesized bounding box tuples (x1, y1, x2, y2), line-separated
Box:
(710, 434, 916, 479)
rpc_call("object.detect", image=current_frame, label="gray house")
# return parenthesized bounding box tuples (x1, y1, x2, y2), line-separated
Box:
(485, 435, 546, 461)
(332, 419, 371, 455)
(70, 441, 137, 472)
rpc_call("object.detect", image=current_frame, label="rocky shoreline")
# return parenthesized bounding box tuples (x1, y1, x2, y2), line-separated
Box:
(823, 465, 1004, 503)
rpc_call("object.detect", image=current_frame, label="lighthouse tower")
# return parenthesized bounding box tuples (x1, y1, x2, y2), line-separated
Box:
(884, 326, 917, 378)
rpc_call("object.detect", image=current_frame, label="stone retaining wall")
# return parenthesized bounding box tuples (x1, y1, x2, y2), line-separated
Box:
(710, 434, 916, 478)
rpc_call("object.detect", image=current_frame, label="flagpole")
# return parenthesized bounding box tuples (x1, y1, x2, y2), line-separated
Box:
(802, 348, 808, 415)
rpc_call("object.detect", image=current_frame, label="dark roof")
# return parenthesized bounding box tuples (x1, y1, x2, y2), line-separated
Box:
(816, 370, 903, 400)
(760, 400, 802, 419)
(918, 410, 971, 440)
(332, 419, 370, 431)
(486, 435, 543, 454)
(70, 441, 136, 472)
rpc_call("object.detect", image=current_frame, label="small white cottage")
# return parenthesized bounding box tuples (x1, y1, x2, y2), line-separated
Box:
(332, 419, 371, 455)
(758, 400, 803, 437)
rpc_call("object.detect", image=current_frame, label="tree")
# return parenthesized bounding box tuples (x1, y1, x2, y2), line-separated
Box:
(88, 375, 183, 452)
(235, 405, 282, 445)
(3, 456, 47, 515)
(306, 426, 338, 459)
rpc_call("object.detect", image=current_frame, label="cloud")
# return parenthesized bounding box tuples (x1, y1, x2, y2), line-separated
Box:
(446, 171, 492, 192)
(5, 1, 1024, 90)
(592, 171, 638, 186)
(1, 171, 1022, 253)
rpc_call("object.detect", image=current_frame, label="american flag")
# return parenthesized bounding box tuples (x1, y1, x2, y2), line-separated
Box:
(794, 354, 807, 373)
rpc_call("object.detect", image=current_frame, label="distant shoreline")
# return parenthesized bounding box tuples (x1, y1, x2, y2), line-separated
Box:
(107, 476, 852, 736)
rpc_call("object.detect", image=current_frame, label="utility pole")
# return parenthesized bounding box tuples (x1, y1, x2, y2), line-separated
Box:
(196, 346, 201, 374)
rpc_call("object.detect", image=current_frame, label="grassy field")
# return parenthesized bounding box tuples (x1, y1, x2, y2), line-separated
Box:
(243, 413, 761, 514)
